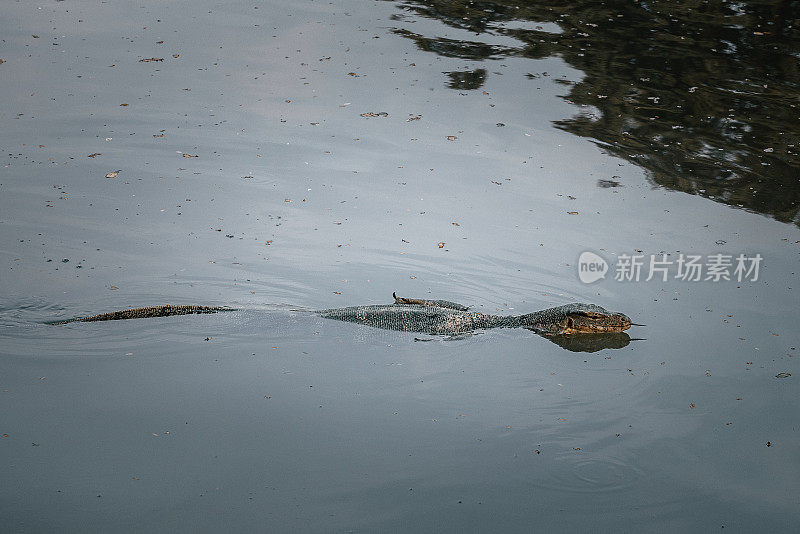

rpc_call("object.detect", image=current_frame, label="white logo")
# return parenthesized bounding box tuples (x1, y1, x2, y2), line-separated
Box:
(578, 251, 608, 284)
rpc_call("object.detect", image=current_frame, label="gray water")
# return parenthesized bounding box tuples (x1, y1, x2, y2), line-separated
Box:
(1, 1, 798, 532)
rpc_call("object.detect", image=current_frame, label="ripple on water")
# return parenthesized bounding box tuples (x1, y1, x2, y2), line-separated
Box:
(535, 452, 645, 495)
(0, 302, 323, 360)
(0, 297, 69, 328)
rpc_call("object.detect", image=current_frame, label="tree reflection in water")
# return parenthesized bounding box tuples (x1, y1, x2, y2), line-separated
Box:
(386, 0, 800, 225)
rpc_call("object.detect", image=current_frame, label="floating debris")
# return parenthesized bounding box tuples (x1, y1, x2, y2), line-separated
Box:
(139, 58, 164, 62)
(597, 178, 622, 188)
(105, 170, 121, 178)
(360, 112, 388, 118)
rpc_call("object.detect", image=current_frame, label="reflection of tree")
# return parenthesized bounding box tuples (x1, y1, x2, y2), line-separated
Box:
(386, 0, 800, 225)
(393, 29, 515, 59)
(446, 69, 487, 90)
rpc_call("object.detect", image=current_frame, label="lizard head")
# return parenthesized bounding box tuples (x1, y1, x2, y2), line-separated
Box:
(559, 308, 632, 334)
(525, 303, 633, 335)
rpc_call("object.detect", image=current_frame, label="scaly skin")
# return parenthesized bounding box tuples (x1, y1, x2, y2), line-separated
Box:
(317, 300, 630, 336)
(52, 294, 631, 336)
(49, 305, 232, 324)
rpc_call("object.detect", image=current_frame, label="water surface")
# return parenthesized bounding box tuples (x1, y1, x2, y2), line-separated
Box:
(1, 0, 798, 532)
